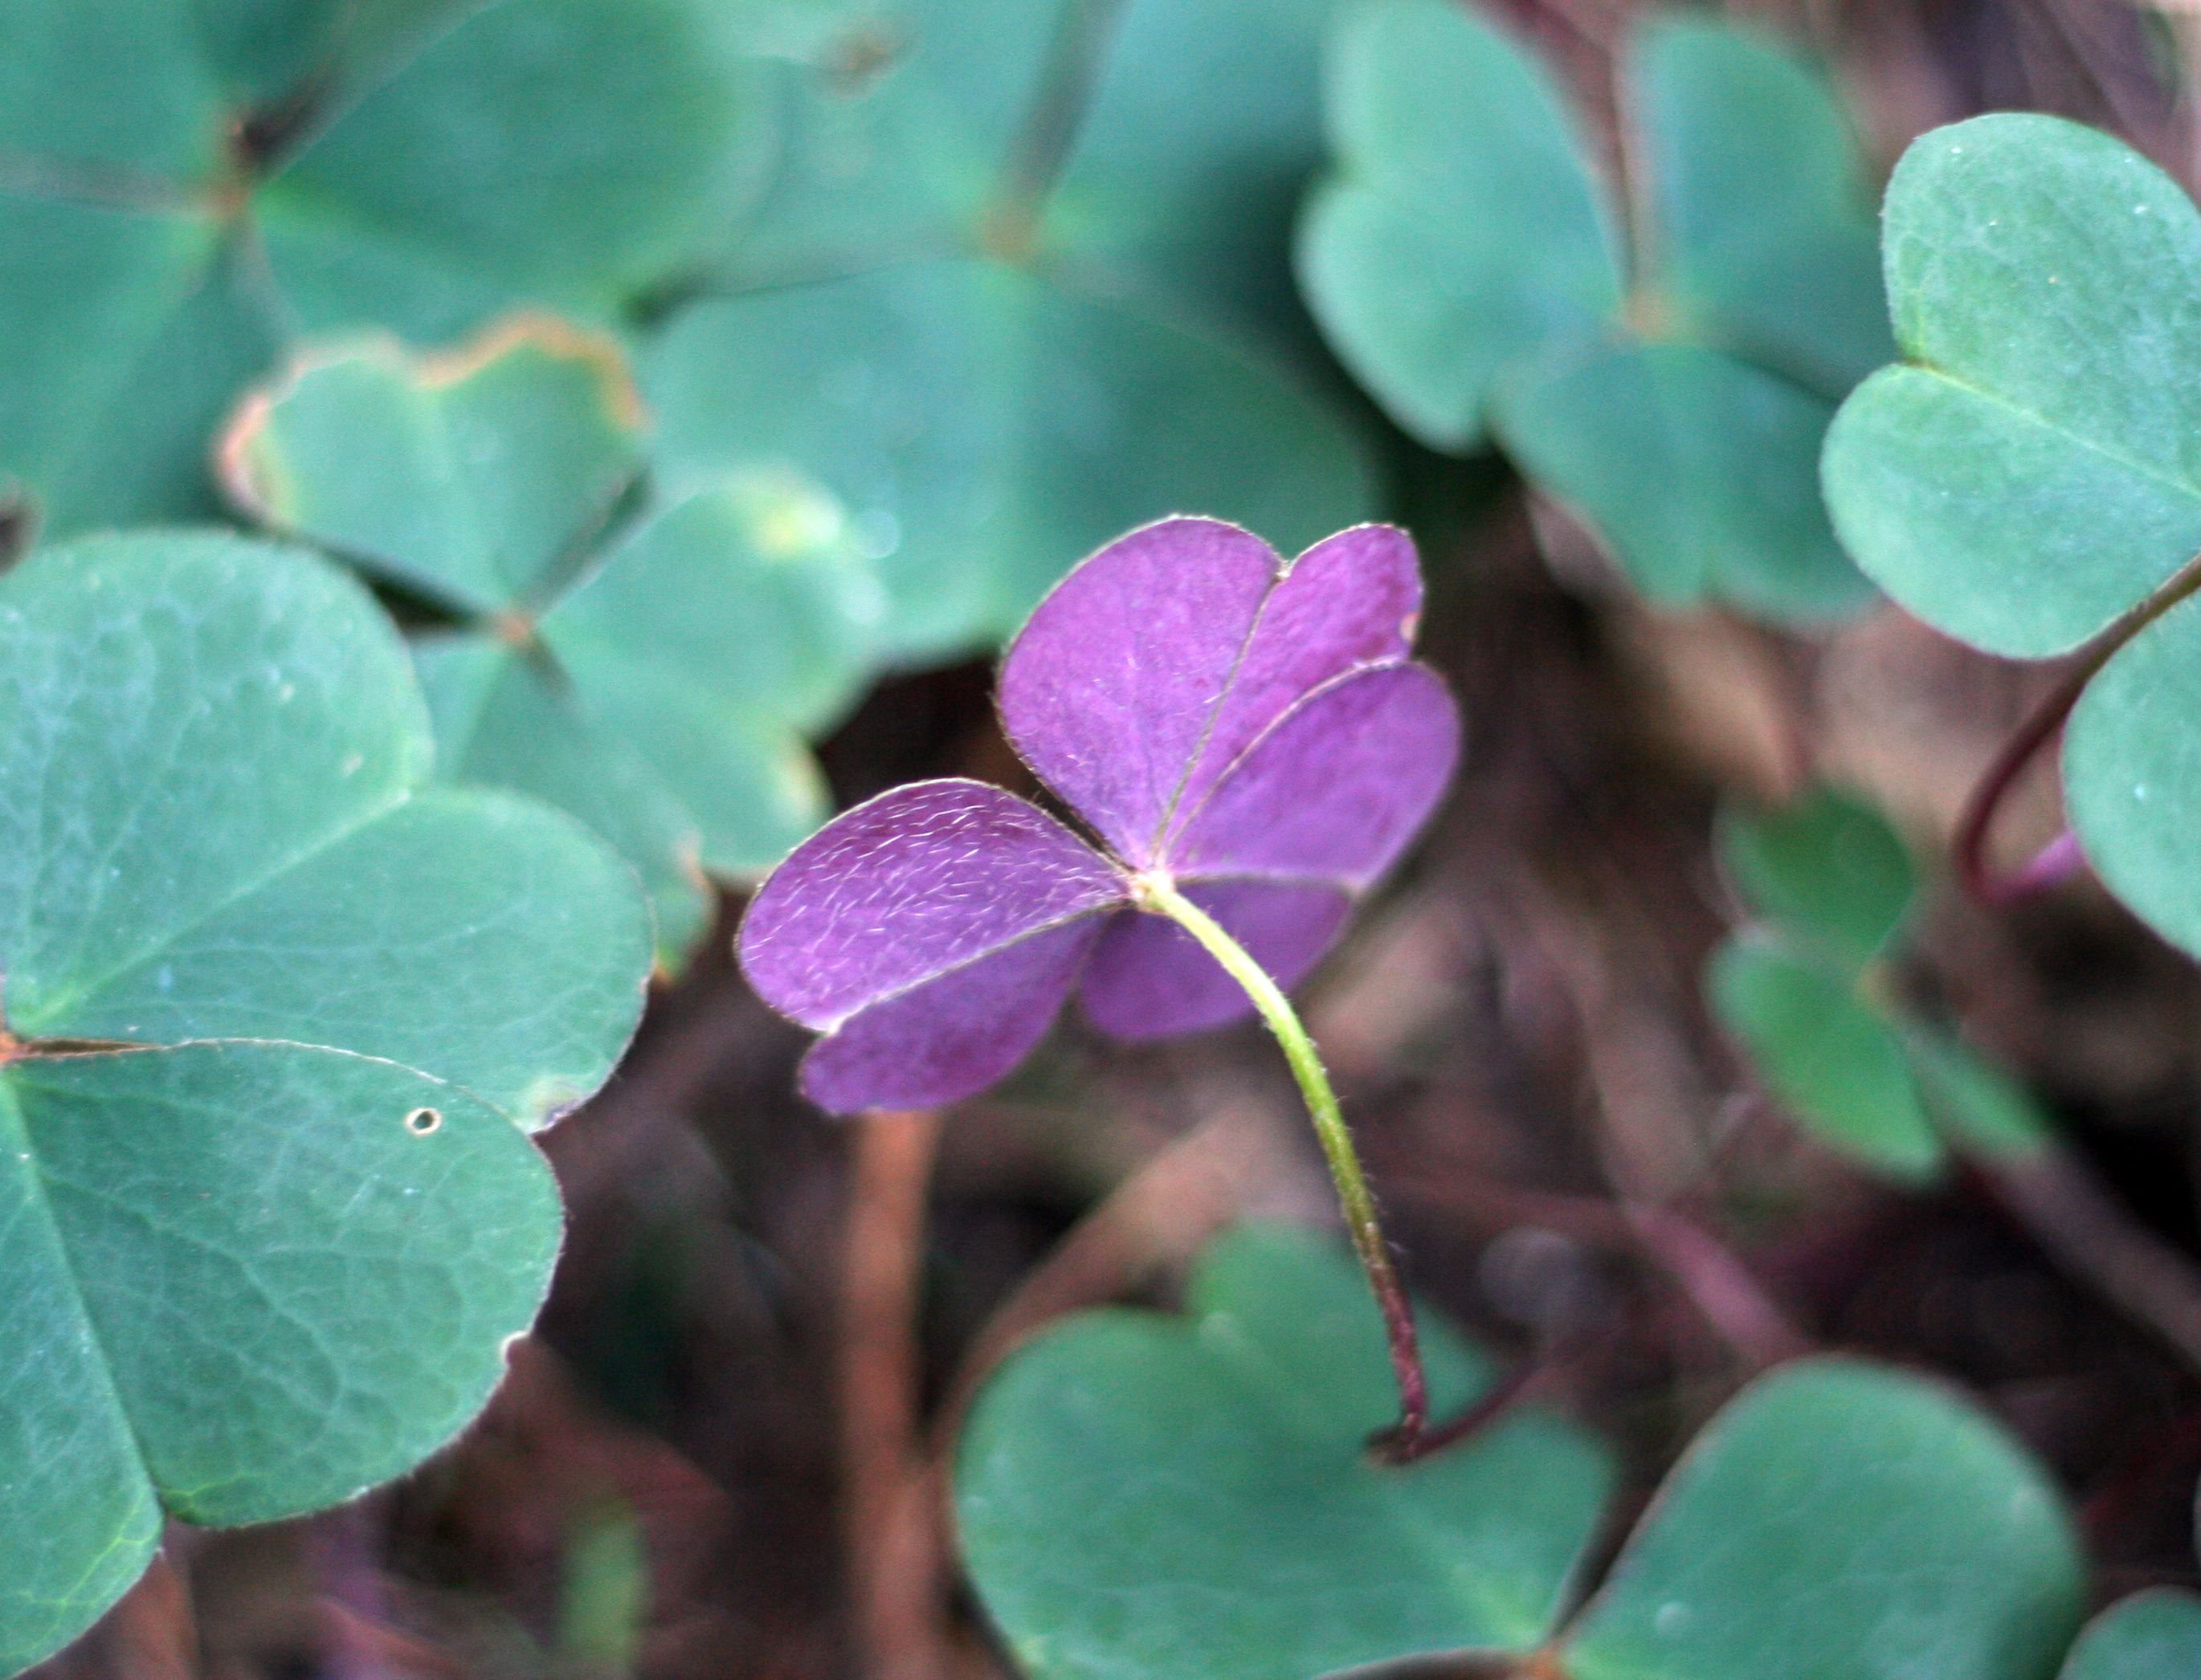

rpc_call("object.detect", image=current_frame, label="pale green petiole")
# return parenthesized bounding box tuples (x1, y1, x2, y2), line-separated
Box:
(1134, 873, 1433, 1458)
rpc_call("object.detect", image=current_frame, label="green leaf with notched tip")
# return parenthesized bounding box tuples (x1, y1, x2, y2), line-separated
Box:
(647, 255, 1373, 660)
(1718, 788, 1917, 972)
(1562, 1360, 2085, 1680)
(1632, 16, 1893, 396)
(227, 324, 877, 960)
(956, 1224, 1614, 1679)
(1495, 340, 1871, 622)
(0, 0, 770, 535)
(1709, 936, 1941, 1180)
(2060, 1592, 2201, 1680)
(1296, 0, 1620, 453)
(0, 531, 650, 1675)
(1822, 114, 2201, 967)
(1823, 115, 2201, 661)
(1301, 2, 1879, 624)
(223, 323, 646, 617)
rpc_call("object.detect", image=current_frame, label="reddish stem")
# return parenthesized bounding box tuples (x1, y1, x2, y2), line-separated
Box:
(1958, 548, 2201, 904)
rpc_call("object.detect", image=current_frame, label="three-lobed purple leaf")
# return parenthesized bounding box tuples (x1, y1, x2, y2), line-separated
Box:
(739, 518, 1460, 1112)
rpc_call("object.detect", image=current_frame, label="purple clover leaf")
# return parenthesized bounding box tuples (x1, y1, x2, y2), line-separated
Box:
(738, 516, 1460, 1115)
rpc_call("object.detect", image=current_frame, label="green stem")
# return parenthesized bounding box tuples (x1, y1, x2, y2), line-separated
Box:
(1138, 876, 1432, 1459)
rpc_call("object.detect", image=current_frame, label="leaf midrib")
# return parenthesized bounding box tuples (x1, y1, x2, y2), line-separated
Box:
(14, 778, 417, 1042)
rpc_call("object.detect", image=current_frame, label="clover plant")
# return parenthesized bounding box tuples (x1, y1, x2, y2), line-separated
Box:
(956, 1223, 2089, 1679)
(1823, 114, 2201, 965)
(643, 0, 1378, 660)
(1300, 0, 1889, 622)
(0, 0, 766, 536)
(740, 515, 1460, 1445)
(0, 531, 651, 1674)
(222, 318, 884, 961)
(1709, 787, 2051, 1181)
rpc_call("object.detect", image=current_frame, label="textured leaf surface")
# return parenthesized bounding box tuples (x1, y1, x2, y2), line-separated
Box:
(1823, 115, 2201, 658)
(647, 257, 1374, 660)
(957, 1225, 1615, 1679)
(1562, 1360, 2085, 1680)
(737, 518, 1456, 1111)
(0, 532, 651, 1674)
(739, 779, 1126, 1109)
(997, 520, 1421, 867)
(1709, 938, 1940, 1178)
(1718, 788, 1916, 971)
(2060, 1592, 2201, 1680)
(1822, 114, 2201, 964)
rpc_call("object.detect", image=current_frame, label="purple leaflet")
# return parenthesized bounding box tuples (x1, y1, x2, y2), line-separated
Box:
(738, 519, 1460, 1113)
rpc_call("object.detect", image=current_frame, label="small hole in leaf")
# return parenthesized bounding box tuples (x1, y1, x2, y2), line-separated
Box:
(405, 1107, 443, 1136)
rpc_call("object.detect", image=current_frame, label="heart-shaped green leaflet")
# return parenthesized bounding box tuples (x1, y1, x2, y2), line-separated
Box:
(1298, 0, 1882, 623)
(0, 532, 651, 1674)
(2059, 1592, 2201, 1680)
(955, 1225, 1615, 1678)
(1822, 114, 2201, 963)
(0, 0, 766, 537)
(1708, 790, 2050, 1178)
(225, 322, 883, 960)
(958, 1229, 2084, 1680)
(1562, 1360, 2085, 1680)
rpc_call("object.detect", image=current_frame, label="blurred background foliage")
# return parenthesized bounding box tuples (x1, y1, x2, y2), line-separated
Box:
(15, 0, 2201, 1676)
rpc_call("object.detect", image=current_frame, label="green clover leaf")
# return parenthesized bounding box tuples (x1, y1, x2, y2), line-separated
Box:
(1708, 789, 2051, 1178)
(1822, 114, 2201, 963)
(956, 1225, 1614, 1678)
(0, 530, 651, 1673)
(645, 0, 1377, 662)
(1300, 1, 1887, 622)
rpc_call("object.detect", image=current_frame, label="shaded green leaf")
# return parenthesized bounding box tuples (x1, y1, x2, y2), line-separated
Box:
(414, 635, 715, 960)
(227, 324, 872, 960)
(1495, 340, 1870, 622)
(1632, 15, 1892, 394)
(0, 0, 773, 534)
(956, 1224, 1614, 1679)
(1905, 1028, 2055, 1162)
(1300, 1, 1876, 624)
(1709, 936, 1940, 1179)
(1042, 0, 1349, 344)
(2060, 1591, 2201, 1680)
(0, 530, 651, 1673)
(1718, 788, 1916, 969)
(1296, 0, 1619, 451)
(1563, 1359, 2085, 1680)
(647, 256, 1373, 659)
